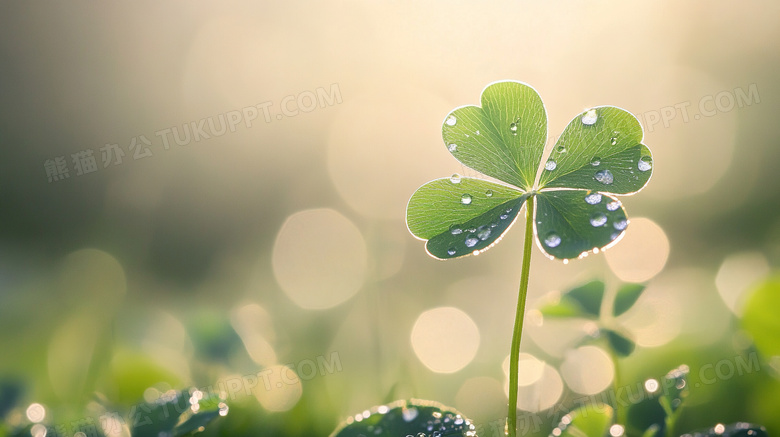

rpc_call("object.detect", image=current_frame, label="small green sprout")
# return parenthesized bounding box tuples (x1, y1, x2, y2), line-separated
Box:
(540, 280, 646, 357)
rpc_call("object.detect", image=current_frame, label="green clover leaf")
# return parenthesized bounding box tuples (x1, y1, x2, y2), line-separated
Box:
(550, 403, 613, 437)
(538, 279, 643, 357)
(329, 399, 476, 437)
(406, 81, 652, 260)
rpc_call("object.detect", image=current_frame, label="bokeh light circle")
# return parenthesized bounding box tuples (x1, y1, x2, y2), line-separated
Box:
(31, 424, 46, 437)
(253, 365, 303, 412)
(25, 403, 45, 423)
(605, 218, 669, 282)
(715, 252, 770, 315)
(504, 362, 563, 413)
(272, 209, 367, 310)
(559, 346, 614, 395)
(610, 424, 625, 437)
(230, 303, 277, 366)
(502, 353, 545, 387)
(454, 377, 506, 421)
(620, 268, 730, 348)
(411, 307, 480, 374)
(644, 378, 659, 393)
(617, 274, 683, 348)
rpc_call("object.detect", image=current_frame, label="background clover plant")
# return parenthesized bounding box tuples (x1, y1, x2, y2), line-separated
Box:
(406, 81, 653, 437)
(540, 280, 646, 357)
(547, 361, 768, 437)
(3, 388, 227, 437)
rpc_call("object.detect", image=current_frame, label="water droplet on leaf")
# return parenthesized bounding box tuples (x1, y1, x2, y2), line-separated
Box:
(590, 213, 608, 227)
(448, 143, 458, 152)
(545, 160, 557, 171)
(591, 157, 601, 166)
(544, 232, 561, 248)
(450, 173, 461, 184)
(461, 194, 472, 205)
(447, 248, 456, 256)
(450, 225, 462, 235)
(594, 169, 614, 185)
(402, 407, 419, 422)
(509, 117, 520, 135)
(446, 116, 457, 126)
(485, 189, 493, 197)
(638, 156, 652, 172)
(606, 200, 621, 211)
(613, 219, 627, 230)
(585, 193, 602, 204)
(465, 237, 479, 248)
(477, 227, 491, 241)
(582, 109, 598, 125)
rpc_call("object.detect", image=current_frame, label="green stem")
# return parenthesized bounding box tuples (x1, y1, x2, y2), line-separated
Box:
(665, 409, 680, 437)
(608, 347, 627, 427)
(507, 195, 535, 437)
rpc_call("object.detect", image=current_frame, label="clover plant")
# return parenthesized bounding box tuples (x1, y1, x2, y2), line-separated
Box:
(329, 81, 767, 437)
(406, 81, 653, 437)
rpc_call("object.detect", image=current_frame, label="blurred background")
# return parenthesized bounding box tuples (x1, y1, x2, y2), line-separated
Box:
(1, 1, 779, 436)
